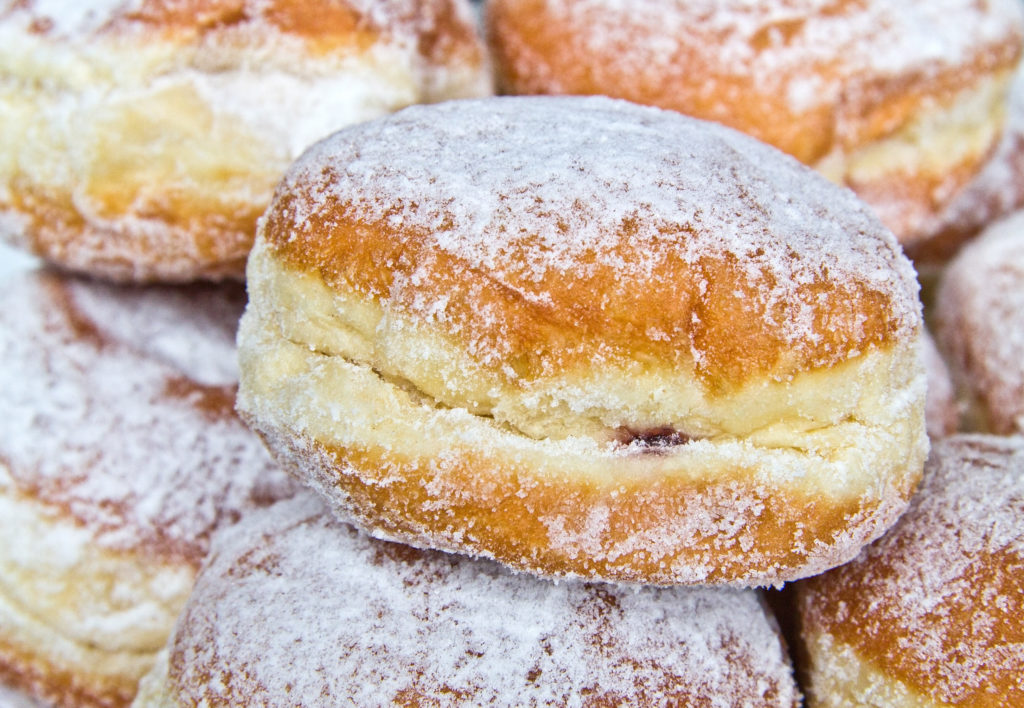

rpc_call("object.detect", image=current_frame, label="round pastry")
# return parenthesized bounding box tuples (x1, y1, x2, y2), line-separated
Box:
(0, 0, 490, 283)
(795, 434, 1024, 707)
(134, 493, 801, 707)
(237, 96, 928, 587)
(0, 271, 298, 707)
(935, 211, 1024, 434)
(485, 0, 1024, 245)
(910, 65, 1024, 263)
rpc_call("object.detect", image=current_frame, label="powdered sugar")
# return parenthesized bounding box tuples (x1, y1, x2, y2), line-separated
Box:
(278, 96, 919, 364)
(0, 272, 297, 563)
(511, 0, 1023, 116)
(937, 211, 1024, 433)
(802, 434, 1024, 704)
(167, 493, 799, 706)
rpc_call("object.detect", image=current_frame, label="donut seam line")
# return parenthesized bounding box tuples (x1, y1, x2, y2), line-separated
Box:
(290, 336, 874, 460)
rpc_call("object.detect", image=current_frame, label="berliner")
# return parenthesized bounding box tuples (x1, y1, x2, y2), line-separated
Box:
(0, 0, 490, 283)
(910, 65, 1024, 263)
(237, 96, 928, 587)
(795, 434, 1024, 706)
(0, 271, 298, 707)
(485, 0, 1024, 246)
(935, 210, 1024, 434)
(133, 493, 801, 707)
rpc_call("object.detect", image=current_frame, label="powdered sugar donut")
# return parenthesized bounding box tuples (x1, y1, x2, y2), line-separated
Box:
(238, 96, 927, 587)
(134, 493, 801, 707)
(936, 211, 1024, 434)
(911, 65, 1024, 263)
(0, 272, 298, 707)
(485, 0, 1024, 246)
(0, 0, 490, 282)
(795, 434, 1024, 706)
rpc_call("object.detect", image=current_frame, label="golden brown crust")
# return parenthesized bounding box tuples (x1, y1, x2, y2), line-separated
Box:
(796, 435, 1024, 706)
(485, 0, 1024, 244)
(487, 0, 1019, 162)
(0, 0, 490, 282)
(266, 199, 903, 391)
(256, 427, 920, 586)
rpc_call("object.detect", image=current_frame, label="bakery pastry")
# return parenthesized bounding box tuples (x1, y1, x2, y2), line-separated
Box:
(485, 0, 1024, 245)
(795, 434, 1024, 706)
(238, 95, 928, 586)
(0, 271, 297, 707)
(0, 0, 491, 282)
(133, 493, 801, 707)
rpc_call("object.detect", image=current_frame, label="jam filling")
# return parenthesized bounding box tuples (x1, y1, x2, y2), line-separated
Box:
(616, 426, 692, 452)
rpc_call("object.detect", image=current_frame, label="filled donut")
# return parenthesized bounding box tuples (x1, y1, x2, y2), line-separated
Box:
(237, 96, 928, 587)
(485, 0, 1024, 246)
(134, 493, 801, 707)
(910, 65, 1024, 263)
(935, 210, 1024, 434)
(0, 0, 490, 282)
(795, 434, 1024, 706)
(0, 271, 297, 707)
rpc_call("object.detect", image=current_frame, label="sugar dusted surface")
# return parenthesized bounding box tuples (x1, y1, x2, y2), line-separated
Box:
(0, 272, 297, 563)
(275, 96, 919, 368)
(937, 212, 1024, 433)
(918, 65, 1024, 255)
(495, 0, 1023, 116)
(801, 435, 1024, 704)
(168, 493, 799, 707)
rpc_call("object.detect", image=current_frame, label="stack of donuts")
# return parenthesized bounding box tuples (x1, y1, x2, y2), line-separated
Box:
(1, 0, 1023, 706)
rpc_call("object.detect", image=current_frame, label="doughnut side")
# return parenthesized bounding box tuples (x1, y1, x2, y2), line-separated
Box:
(239, 244, 926, 586)
(0, 0, 490, 281)
(0, 465, 192, 708)
(795, 435, 1024, 707)
(132, 494, 800, 706)
(485, 0, 1024, 244)
(238, 97, 928, 586)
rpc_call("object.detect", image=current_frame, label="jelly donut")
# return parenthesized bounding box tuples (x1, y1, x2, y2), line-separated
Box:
(911, 65, 1024, 263)
(0, 272, 298, 707)
(237, 96, 928, 587)
(795, 434, 1024, 707)
(133, 493, 801, 707)
(485, 0, 1024, 245)
(0, 0, 490, 283)
(935, 211, 1024, 434)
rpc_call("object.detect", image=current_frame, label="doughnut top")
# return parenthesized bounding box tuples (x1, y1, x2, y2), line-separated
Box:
(3, 0, 482, 63)
(0, 272, 297, 565)
(263, 96, 920, 388)
(168, 493, 799, 706)
(487, 0, 1024, 163)
(802, 435, 1024, 704)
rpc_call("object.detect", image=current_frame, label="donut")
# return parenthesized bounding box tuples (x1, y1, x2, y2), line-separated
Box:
(485, 0, 1024, 246)
(0, 0, 490, 283)
(794, 434, 1024, 706)
(134, 492, 801, 707)
(935, 210, 1024, 434)
(237, 96, 928, 587)
(0, 271, 298, 707)
(910, 64, 1024, 263)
